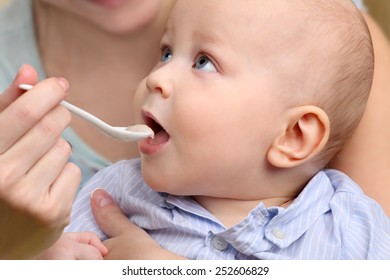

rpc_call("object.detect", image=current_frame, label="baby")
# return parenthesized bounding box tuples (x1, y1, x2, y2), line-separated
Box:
(54, 0, 390, 259)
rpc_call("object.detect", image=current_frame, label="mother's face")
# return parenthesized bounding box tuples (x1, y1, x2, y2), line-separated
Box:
(37, 0, 175, 34)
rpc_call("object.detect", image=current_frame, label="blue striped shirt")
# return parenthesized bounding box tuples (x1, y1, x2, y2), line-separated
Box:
(65, 159, 390, 259)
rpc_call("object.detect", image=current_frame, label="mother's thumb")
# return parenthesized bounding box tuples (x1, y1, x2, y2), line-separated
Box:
(90, 188, 129, 238)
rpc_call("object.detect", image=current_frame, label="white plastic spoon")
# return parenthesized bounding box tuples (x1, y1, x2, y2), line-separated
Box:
(19, 84, 154, 142)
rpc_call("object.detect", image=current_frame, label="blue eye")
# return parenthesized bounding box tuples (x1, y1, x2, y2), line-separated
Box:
(194, 55, 217, 72)
(160, 48, 172, 62)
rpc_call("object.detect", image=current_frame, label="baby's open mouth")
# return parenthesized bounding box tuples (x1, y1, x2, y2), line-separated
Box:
(142, 112, 170, 145)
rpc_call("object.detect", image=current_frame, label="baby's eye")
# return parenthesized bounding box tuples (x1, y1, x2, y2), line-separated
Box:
(193, 55, 217, 72)
(160, 47, 172, 62)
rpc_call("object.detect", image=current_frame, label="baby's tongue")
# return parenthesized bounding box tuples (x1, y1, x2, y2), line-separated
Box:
(148, 130, 169, 145)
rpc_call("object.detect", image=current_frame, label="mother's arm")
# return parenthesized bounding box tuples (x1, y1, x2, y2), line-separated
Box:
(329, 13, 390, 216)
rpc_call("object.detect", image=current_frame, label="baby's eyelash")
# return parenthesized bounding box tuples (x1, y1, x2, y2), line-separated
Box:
(159, 44, 171, 53)
(159, 44, 173, 63)
(195, 52, 220, 72)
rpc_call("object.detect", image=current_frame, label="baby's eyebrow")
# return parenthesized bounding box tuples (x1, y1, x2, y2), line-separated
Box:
(160, 26, 169, 39)
(192, 29, 224, 47)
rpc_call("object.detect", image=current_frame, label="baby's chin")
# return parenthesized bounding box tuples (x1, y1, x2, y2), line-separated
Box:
(142, 174, 192, 196)
(142, 171, 171, 193)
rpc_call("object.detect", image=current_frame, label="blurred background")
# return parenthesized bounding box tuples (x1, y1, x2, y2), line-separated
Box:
(0, 0, 389, 38)
(365, 0, 390, 39)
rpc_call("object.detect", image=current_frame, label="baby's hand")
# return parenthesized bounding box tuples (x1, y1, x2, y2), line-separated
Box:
(37, 232, 108, 260)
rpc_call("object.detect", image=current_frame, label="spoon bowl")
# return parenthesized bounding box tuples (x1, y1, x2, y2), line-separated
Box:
(19, 84, 154, 142)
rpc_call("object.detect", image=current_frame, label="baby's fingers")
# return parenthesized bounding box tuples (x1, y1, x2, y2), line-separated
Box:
(75, 232, 108, 257)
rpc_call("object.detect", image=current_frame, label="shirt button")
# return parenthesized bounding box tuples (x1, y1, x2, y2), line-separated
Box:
(272, 228, 286, 240)
(212, 236, 229, 251)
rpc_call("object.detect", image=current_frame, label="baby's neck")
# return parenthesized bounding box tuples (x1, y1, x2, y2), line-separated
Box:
(193, 195, 295, 229)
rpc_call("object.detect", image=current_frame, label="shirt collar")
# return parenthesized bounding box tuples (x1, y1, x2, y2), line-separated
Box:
(260, 170, 335, 249)
(161, 170, 335, 249)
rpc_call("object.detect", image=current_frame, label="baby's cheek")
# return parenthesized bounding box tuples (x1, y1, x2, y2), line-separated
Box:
(133, 79, 148, 121)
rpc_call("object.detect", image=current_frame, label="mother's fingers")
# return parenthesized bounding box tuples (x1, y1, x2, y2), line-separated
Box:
(26, 138, 77, 201)
(1, 145, 80, 228)
(47, 162, 81, 225)
(27, 138, 72, 187)
(0, 105, 71, 186)
(0, 64, 38, 111)
(90, 189, 135, 238)
(0, 78, 69, 154)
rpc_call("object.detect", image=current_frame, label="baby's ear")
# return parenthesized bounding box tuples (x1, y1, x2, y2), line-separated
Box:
(267, 106, 330, 168)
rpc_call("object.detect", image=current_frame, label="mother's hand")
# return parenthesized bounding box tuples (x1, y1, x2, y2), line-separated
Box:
(91, 189, 185, 260)
(0, 65, 81, 259)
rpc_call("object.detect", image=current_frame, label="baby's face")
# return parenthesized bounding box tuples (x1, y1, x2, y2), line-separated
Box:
(135, 0, 308, 198)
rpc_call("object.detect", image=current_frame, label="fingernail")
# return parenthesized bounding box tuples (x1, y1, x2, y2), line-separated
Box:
(57, 78, 69, 92)
(91, 188, 113, 208)
(66, 140, 73, 151)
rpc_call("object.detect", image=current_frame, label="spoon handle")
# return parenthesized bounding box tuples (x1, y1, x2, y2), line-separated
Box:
(59, 100, 113, 132)
(19, 84, 113, 131)
(18, 84, 153, 141)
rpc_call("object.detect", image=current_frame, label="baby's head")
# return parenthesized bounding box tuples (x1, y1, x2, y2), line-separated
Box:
(232, 0, 374, 169)
(135, 0, 373, 199)
(285, 0, 374, 167)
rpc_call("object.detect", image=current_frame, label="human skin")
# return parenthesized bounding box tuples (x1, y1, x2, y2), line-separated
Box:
(138, 0, 291, 197)
(36, 232, 108, 260)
